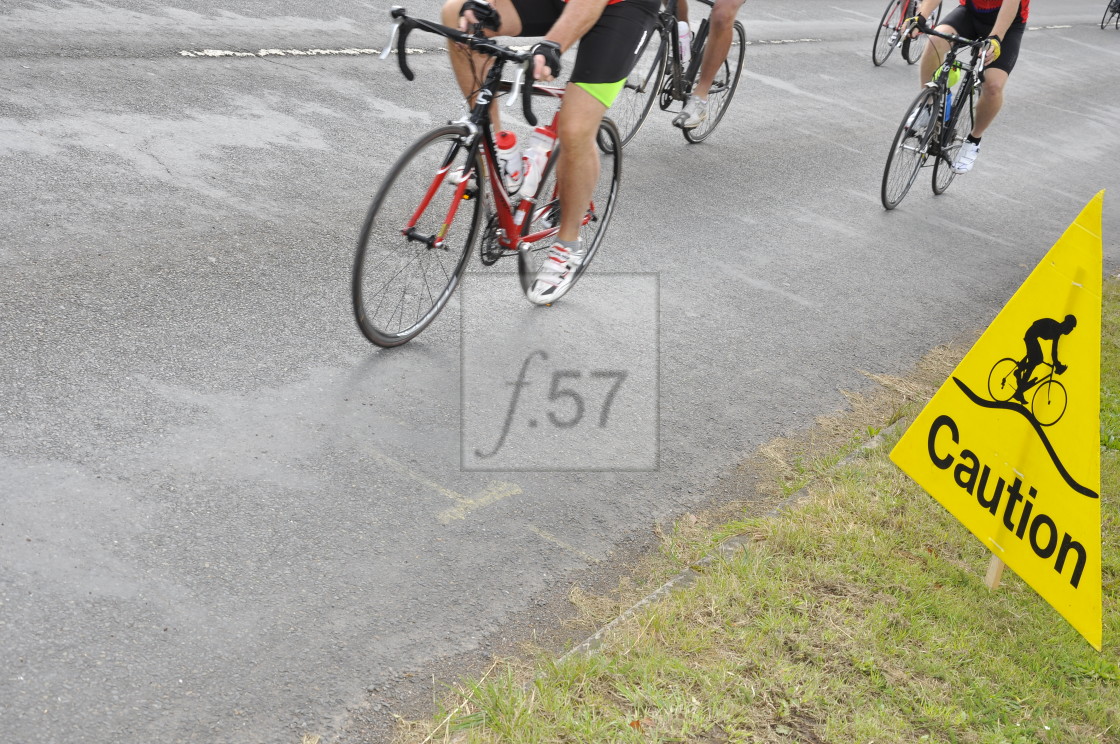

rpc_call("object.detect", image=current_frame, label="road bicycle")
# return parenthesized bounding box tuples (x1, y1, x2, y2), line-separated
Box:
(609, 0, 746, 147)
(880, 26, 987, 210)
(873, 0, 941, 66)
(988, 358, 1068, 427)
(1103, 0, 1120, 29)
(353, 7, 622, 347)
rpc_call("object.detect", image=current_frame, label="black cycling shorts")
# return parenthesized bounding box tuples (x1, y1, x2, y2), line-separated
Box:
(939, 5, 1025, 77)
(509, 0, 660, 88)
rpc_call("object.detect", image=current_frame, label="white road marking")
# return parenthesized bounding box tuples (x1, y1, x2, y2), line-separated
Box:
(746, 38, 822, 46)
(831, 6, 880, 22)
(180, 40, 821, 58)
(180, 47, 421, 58)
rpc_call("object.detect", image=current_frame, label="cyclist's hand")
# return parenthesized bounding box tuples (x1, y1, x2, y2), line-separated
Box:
(530, 40, 562, 81)
(458, 0, 501, 33)
(908, 13, 927, 38)
(1055, 362, 1068, 375)
(984, 34, 1002, 64)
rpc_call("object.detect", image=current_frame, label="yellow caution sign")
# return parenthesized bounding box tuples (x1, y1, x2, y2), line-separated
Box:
(890, 192, 1104, 650)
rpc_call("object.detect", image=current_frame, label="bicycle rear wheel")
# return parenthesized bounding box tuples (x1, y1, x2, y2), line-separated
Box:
(902, 1, 940, 63)
(352, 125, 481, 347)
(608, 31, 667, 150)
(932, 82, 974, 195)
(517, 119, 622, 304)
(873, 0, 905, 66)
(682, 20, 746, 143)
(881, 87, 938, 210)
(987, 357, 1020, 402)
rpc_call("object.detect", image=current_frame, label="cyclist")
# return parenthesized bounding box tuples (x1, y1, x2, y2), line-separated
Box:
(442, 0, 658, 301)
(1012, 314, 1076, 404)
(909, 0, 1028, 173)
(672, 0, 747, 129)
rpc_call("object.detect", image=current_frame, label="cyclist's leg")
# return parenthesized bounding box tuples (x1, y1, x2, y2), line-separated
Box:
(555, 86, 607, 242)
(971, 23, 1022, 137)
(553, 0, 658, 239)
(551, 0, 654, 238)
(692, 0, 745, 99)
(971, 68, 1006, 137)
(529, 0, 656, 295)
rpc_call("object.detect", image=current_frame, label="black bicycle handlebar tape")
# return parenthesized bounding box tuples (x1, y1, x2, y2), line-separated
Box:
(395, 18, 415, 80)
(521, 61, 537, 127)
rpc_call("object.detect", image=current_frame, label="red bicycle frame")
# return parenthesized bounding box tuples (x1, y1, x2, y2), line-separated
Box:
(401, 81, 596, 256)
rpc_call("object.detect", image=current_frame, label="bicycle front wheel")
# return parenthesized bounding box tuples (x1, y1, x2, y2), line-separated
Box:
(1103, 0, 1120, 29)
(352, 125, 481, 347)
(608, 31, 667, 150)
(932, 82, 974, 195)
(683, 20, 746, 143)
(873, 0, 905, 66)
(987, 357, 1020, 402)
(517, 119, 622, 304)
(881, 87, 938, 210)
(1032, 380, 1068, 426)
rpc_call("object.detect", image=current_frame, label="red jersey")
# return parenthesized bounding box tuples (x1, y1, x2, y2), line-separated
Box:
(959, 0, 1029, 23)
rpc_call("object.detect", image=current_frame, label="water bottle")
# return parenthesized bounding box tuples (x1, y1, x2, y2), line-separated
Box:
(495, 130, 522, 194)
(678, 21, 693, 65)
(519, 126, 556, 198)
(944, 90, 952, 122)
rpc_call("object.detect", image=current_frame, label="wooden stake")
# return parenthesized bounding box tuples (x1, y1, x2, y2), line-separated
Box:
(985, 555, 1005, 590)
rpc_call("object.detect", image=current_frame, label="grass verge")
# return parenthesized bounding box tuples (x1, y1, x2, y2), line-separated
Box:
(401, 277, 1120, 744)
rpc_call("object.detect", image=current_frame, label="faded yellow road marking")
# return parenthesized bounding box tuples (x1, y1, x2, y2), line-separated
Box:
(438, 482, 522, 524)
(528, 525, 600, 564)
(366, 448, 520, 523)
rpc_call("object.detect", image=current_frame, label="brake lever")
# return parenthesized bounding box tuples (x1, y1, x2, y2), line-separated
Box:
(506, 65, 524, 107)
(380, 22, 400, 60)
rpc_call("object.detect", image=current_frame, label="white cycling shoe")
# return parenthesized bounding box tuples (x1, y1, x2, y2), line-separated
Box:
(952, 140, 980, 173)
(527, 241, 585, 305)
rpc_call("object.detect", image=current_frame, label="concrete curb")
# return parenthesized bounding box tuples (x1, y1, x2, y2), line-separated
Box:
(559, 421, 904, 661)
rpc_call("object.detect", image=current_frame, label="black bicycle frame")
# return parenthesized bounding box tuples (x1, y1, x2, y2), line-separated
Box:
(661, 0, 716, 101)
(922, 31, 985, 159)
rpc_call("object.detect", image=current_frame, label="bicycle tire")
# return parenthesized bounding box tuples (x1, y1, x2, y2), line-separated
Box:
(932, 80, 974, 194)
(1104, 0, 1120, 29)
(902, 1, 940, 63)
(1031, 379, 1067, 427)
(682, 20, 746, 143)
(608, 32, 668, 150)
(881, 87, 939, 210)
(873, 0, 905, 66)
(518, 119, 622, 305)
(352, 125, 480, 347)
(987, 357, 1020, 402)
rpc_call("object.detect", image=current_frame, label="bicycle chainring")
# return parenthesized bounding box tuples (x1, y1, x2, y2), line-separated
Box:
(479, 212, 514, 265)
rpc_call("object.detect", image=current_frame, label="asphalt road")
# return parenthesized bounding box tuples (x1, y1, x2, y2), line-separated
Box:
(2, 1, 1118, 742)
